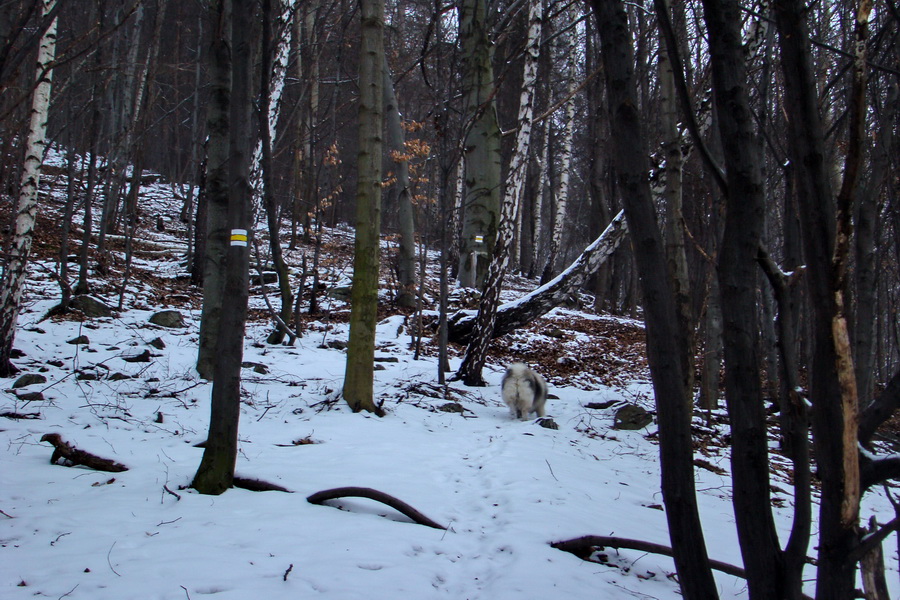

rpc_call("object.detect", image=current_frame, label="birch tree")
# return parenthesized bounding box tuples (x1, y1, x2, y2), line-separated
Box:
(0, 0, 57, 377)
(541, 29, 577, 284)
(456, 0, 541, 385)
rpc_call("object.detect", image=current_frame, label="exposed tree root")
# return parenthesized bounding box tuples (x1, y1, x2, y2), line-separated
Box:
(552, 535, 747, 578)
(552, 534, 816, 599)
(307, 486, 447, 530)
(232, 476, 292, 493)
(40, 433, 128, 472)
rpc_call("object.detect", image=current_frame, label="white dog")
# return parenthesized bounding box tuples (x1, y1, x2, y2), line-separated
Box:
(501, 363, 548, 420)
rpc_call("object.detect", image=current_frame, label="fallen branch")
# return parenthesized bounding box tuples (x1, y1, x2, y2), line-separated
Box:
(40, 433, 128, 472)
(448, 211, 627, 344)
(307, 486, 447, 530)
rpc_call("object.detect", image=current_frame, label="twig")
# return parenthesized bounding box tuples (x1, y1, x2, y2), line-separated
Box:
(50, 532, 71, 546)
(58, 584, 79, 599)
(180, 585, 191, 600)
(0, 508, 14, 518)
(283, 564, 293, 581)
(545, 459, 558, 481)
(107, 541, 121, 576)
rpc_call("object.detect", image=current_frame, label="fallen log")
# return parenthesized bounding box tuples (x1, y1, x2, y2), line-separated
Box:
(307, 486, 446, 530)
(448, 210, 627, 345)
(40, 433, 128, 472)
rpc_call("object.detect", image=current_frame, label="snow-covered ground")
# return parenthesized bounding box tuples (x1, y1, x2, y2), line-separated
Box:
(2, 148, 897, 599)
(1, 285, 897, 599)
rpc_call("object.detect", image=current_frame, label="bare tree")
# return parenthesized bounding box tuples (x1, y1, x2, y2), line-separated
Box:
(0, 0, 57, 376)
(193, 0, 254, 495)
(588, 0, 719, 597)
(343, 0, 385, 415)
(456, 0, 542, 386)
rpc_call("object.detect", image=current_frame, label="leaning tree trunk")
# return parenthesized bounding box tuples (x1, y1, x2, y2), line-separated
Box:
(343, 0, 385, 415)
(0, 0, 57, 377)
(456, 0, 541, 386)
(193, 0, 253, 495)
(589, 0, 720, 597)
(448, 210, 628, 345)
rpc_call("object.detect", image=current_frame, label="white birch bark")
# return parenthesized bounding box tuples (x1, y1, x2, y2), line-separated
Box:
(529, 118, 549, 277)
(251, 0, 293, 215)
(0, 0, 57, 374)
(541, 37, 577, 282)
(457, 0, 542, 384)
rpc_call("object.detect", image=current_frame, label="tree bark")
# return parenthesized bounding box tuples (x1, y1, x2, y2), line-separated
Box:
(0, 0, 57, 377)
(193, 0, 253, 495)
(589, 1, 719, 597)
(343, 0, 385, 415)
(701, 0, 787, 596)
(455, 0, 541, 386)
(457, 0, 501, 290)
(448, 210, 627, 345)
(196, 0, 233, 381)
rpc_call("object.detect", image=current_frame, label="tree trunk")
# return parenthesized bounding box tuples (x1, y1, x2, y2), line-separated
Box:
(383, 54, 417, 309)
(855, 81, 896, 406)
(448, 210, 627, 345)
(0, 0, 57, 377)
(456, 0, 501, 290)
(541, 35, 576, 284)
(193, 0, 253, 495)
(701, 0, 787, 596)
(589, 1, 720, 597)
(456, 0, 541, 386)
(196, 0, 233, 381)
(343, 0, 385, 415)
(772, 1, 868, 596)
(657, 11, 693, 402)
(258, 0, 294, 345)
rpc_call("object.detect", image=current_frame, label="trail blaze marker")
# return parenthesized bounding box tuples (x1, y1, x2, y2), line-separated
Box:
(230, 229, 248, 247)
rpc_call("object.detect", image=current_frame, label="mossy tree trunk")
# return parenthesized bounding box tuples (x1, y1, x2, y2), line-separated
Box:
(456, 0, 501, 290)
(343, 0, 384, 415)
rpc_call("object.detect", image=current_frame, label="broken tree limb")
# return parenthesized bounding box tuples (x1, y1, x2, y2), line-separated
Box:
(306, 486, 447, 530)
(40, 433, 128, 472)
(448, 210, 628, 345)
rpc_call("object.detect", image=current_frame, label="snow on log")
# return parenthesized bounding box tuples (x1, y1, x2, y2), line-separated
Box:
(448, 210, 627, 345)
